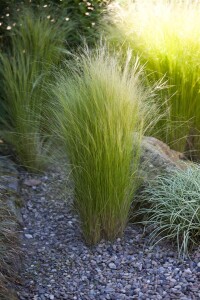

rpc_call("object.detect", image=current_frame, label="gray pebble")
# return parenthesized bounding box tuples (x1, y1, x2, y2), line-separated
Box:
(108, 262, 117, 270)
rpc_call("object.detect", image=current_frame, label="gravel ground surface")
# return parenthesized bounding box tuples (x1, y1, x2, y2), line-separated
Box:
(17, 166, 200, 300)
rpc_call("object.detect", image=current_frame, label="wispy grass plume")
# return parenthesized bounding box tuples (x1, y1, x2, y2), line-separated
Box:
(106, 0, 200, 158)
(51, 46, 160, 244)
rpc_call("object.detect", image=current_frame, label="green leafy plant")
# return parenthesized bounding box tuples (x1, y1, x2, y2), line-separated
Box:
(137, 166, 200, 257)
(0, 7, 69, 171)
(106, 0, 200, 158)
(51, 45, 160, 244)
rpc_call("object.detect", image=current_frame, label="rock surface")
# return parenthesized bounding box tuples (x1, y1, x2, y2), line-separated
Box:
(140, 136, 191, 181)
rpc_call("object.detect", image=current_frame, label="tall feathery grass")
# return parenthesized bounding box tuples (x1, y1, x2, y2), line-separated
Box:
(106, 0, 200, 158)
(51, 46, 161, 244)
(0, 7, 69, 171)
(137, 166, 200, 257)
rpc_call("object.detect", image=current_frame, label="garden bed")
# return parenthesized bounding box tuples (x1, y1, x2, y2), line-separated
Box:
(0, 1, 200, 299)
(16, 164, 200, 300)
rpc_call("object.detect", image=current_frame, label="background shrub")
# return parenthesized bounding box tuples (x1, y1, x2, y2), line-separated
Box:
(50, 46, 160, 244)
(106, 0, 200, 159)
(53, 0, 111, 47)
(0, 7, 69, 171)
(137, 166, 200, 257)
(0, 0, 111, 138)
(0, 0, 111, 48)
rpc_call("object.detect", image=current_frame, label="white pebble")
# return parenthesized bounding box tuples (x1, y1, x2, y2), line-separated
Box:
(25, 234, 33, 239)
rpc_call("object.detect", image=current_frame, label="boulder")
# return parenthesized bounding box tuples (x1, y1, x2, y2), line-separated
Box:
(139, 136, 192, 182)
(131, 137, 193, 220)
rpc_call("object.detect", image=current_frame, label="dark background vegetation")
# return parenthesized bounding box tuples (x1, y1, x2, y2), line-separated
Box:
(0, 0, 111, 126)
(0, 0, 110, 47)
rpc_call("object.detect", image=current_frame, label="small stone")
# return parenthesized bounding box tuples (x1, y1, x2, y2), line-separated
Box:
(105, 287, 114, 293)
(184, 268, 192, 274)
(159, 267, 165, 273)
(108, 262, 117, 269)
(24, 178, 41, 186)
(49, 295, 54, 300)
(125, 284, 132, 289)
(171, 288, 181, 294)
(25, 234, 33, 239)
(174, 285, 181, 289)
(152, 260, 157, 266)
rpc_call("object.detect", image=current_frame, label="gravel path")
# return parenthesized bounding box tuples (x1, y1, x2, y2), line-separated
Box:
(17, 166, 200, 300)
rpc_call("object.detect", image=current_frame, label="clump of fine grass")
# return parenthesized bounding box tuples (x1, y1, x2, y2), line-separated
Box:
(0, 192, 20, 299)
(106, 0, 200, 158)
(0, 7, 69, 171)
(51, 46, 161, 244)
(137, 166, 200, 257)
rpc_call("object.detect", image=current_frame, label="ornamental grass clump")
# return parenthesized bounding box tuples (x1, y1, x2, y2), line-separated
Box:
(106, 0, 200, 158)
(51, 46, 160, 244)
(0, 7, 68, 171)
(138, 166, 200, 257)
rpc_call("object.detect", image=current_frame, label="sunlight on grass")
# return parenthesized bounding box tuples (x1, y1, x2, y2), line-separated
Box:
(107, 0, 200, 158)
